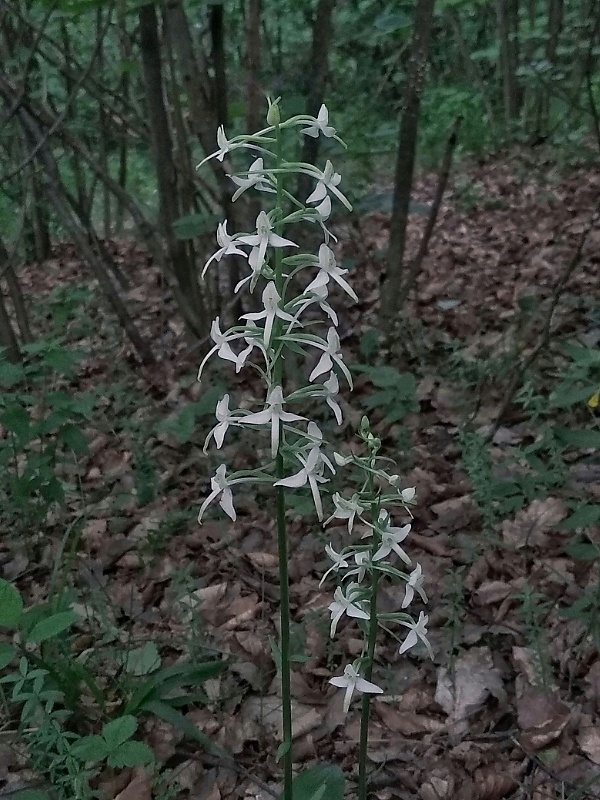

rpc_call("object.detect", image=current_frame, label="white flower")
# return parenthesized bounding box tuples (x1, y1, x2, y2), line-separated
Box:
(202, 221, 248, 278)
(306, 244, 358, 302)
(197, 317, 248, 379)
(306, 160, 352, 211)
(324, 372, 343, 424)
(309, 327, 353, 388)
(238, 211, 297, 273)
(326, 492, 365, 534)
(230, 158, 275, 202)
(242, 282, 296, 347)
(333, 452, 353, 466)
(198, 125, 267, 167)
(319, 544, 351, 586)
(402, 564, 427, 609)
(274, 431, 334, 520)
(329, 662, 383, 713)
(401, 487, 416, 504)
(372, 510, 411, 565)
(241, 385, 305, 457)
(347, 550, 369, 583)
(204, 394, 236, 450)
(301, 105, 336, 139)
(198, 464, 253, 522)
(234, 321, 266, 373)
(398, 611, 433, 658)
(290, 284, 338, 327)
(328, 582, 369, 637)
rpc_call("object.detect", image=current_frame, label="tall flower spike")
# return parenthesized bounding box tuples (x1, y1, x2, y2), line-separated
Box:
(330, 662, 383, 714)
(241, 385, 305, 457)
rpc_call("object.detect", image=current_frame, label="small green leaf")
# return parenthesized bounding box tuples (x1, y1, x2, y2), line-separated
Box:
(564, 541, 600, 561)
(71, 734, 109, 763)
(554, 428, 600, 449)
(559, 505, 600, 530)
(0, 580, 23, 627)
(108, 739, 154, 768)
(0, 643, 16, 669)
(27, 610, 79, 644)
(102, 715, 137, 749)
(281, 763, 345, 800)
(276, 740, 290, 762)
(58, 424, 88, 454)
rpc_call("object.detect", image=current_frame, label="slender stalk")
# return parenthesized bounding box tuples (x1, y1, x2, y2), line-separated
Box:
(358, 451, 380, 800)
(358, 567, 379, 800)
(272, 113, 294, 800)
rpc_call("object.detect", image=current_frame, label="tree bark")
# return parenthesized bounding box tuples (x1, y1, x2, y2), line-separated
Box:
(245, 0, 262, 136)
(380, 0, 436, 331)
(211, 2, 228, 130)
(296, 0, 337, 202)
(139, 2, 207, 338)
(497, 0, 520, 127)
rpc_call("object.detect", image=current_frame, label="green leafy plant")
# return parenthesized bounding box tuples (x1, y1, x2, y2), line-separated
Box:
(0, 578, 226, 796)
(353, 364, 418, 423)
(0, 341, 95, 537)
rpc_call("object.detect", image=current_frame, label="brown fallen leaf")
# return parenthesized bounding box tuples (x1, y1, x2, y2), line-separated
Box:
(113, 769, 152, 800)
(376, 704, 444, 736)
(435, 647, 506, 725)
(578, 725, 600, 765)
(517, 686, 571, 750)
(502, 497, 567, 548)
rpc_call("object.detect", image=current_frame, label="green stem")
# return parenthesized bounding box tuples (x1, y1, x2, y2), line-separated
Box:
(357, 563, 379, 800)
(358, 451, 380, 800)
(272, 112, 293, 800)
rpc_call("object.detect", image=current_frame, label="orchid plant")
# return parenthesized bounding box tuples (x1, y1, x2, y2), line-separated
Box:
(197, 99, 431, 800)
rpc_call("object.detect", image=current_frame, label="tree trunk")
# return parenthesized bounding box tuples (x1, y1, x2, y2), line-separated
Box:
(0, 285, 20, 364)
(0, 236, 33, 344)
(380, 0, 436, 332)
(211, 2, 228, 130)
(139, 2, 207, 338)
(296, 0, 337, 202)
(497, 0, 520, 128)
(245, 0, 262, 136)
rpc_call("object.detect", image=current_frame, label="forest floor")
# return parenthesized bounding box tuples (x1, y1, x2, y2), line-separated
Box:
(4, 154, 600, 800)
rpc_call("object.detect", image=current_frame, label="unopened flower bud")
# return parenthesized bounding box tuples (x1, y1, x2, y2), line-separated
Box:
(267, 98, 281, 126)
